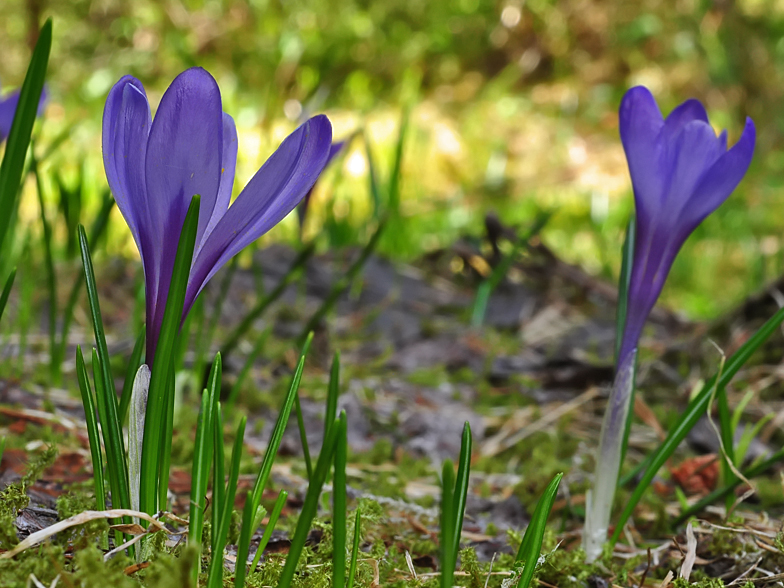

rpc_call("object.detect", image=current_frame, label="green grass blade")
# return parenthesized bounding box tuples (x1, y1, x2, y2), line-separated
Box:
(0, 19, 51, 256)
(386, 109, 409, 216)
(277, 417, 340, 588)
(140, 195, 200, 515)
(324, 351, 340, 443)
(0, 268, 17, 323)
(221, 242, 315, 361)
(364, 133, 382, 220)
(346, 506, 361, 588)
(226, 326, 270, 410)
(611, 303, 784, 544)
(451, 422, 472, 559)
(251, 334, 313, 506)
(76, 346, 105, 510)
(91, 349, 127, 548)
(249, 489, 288, 572)
(79, 228, 130, 514)
(333, 411, 348, 588)
(234, 491, 256, 588)
(514, 472, 563, 588)
(119, 328, 146, 424)
(295, 392, 313, 481)
(439, 459, 456, 588)
(207, 416, 246, 588)
(297, 220, 386, 345)
(158, 365, 176, 509)
(212, 402, 226, 548)
(189, 356, 220, 584)
(472, 212, 550, 327)
(716, 382, 735, 511)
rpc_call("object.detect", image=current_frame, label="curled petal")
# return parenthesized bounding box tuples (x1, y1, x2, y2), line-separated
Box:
(619, 87, 664, 219)
(659, 98, 709, 142)
(682, 118, 756, 230)
(186, 114, 333, 311)
(102, 76, 150, 254)
(660, 120, 727, 213)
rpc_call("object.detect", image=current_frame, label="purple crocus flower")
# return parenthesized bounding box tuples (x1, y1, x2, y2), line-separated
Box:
(617, 86, 756, 363)
(103, 67, 332, 362)
(583, 86, 755, 562)
(0, 83, 47, 142)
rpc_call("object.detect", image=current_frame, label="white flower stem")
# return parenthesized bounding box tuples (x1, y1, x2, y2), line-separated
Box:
(583, 349, 637, 562)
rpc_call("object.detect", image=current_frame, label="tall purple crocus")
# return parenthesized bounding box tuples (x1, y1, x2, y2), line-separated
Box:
(617, 86, 756, 364)
(103, 67, 332, 362)
(0, 83, 47, 142)
(583, 86, 756, 562)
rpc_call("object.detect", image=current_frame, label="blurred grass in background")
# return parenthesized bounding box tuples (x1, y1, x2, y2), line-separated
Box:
(1, 0, 783, 319)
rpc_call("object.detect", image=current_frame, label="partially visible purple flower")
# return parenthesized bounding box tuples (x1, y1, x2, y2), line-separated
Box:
(297, 140, 346, 229)
(0, 83, 48, 142)
(617, 86, 756, 363)
(103, 67, 332, 362)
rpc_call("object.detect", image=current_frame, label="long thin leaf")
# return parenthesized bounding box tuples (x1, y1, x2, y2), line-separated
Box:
(0, 268, 16, 323)
(251, 334, 313, 506)
(234, 491, 256, 588)
(211, 402, 225, 549)
(515, 473, 563, 588)
(346, 507, 361, 588)
(611, 302, 784, 545)
(451, 422, 472, 558)
(439, 459, 456, 588)
(207, 416, 246, 588)
(75, 346, 105, 511)
(277, 417, 340, 588)
(333, 411, 348, 588)
(249, 489, 288, 572)
(80, 227, 130, 515)
(189, 355, 220, 585)
(140, 195, 200, 515)
(0, 19, 51, 256)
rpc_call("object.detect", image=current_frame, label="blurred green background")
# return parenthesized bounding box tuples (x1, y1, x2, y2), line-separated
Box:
(1, 0, 782, 319)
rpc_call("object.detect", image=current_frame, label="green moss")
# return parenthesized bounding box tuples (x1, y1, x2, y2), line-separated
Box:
(0, 446, 58, 549)
(72, 545, 136, 588)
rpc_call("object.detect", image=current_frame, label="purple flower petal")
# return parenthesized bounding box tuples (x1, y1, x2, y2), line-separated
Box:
(199, 112, 238, 254)
(185, 114, 332, 311)
(144, 68, 224, 348)
(617, 89, 756, 365)
(0, 91, 20, 141)
(660, 120, 727, 213)
(682, 118, 756, 229)
(102, 76, 151, 255)
(619, 87, 664, 222)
